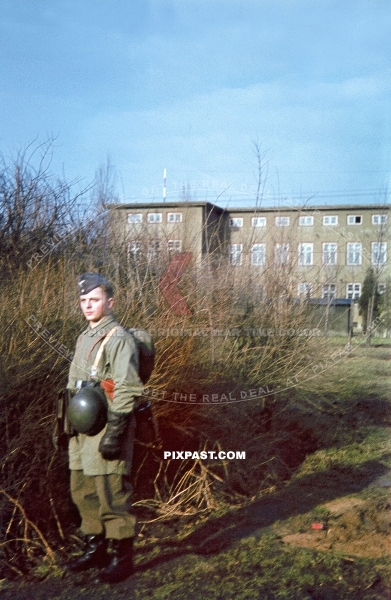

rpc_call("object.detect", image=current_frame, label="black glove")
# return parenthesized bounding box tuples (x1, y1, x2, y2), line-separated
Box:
(99, 412, 129, 460)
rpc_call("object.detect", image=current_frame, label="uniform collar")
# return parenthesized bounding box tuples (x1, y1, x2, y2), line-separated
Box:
(82, 315, 117, 337)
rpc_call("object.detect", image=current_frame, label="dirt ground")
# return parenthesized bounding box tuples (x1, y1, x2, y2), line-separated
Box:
(182, 470, 391, 558)
(1, 468, 390, 599)
(279, 487, 391, 559)
(1, 374, 391, 598)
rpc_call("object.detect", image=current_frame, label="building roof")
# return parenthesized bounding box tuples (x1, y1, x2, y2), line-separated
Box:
(109, 200, 389, 213)
(108, 200, 225, 213)
(225, 204, 390, 213)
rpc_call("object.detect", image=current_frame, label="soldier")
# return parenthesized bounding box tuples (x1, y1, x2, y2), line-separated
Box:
(64, 273, 144, 584)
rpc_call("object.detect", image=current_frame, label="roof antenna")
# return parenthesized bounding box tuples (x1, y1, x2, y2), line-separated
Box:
(163, 168, 167, 202)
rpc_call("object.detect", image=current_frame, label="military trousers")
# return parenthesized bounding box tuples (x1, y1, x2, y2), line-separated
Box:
(70, 470, 137, 540)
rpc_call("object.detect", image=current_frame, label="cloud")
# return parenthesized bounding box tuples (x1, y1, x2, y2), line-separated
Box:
(78, 70, 390, 201)
(0, 0, 389, 203)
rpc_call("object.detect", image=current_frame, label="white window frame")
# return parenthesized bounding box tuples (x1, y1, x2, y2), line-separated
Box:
(298, 243, 313, 266)
(167, 212, 182, 223)
(372, 214, 387, 225)
(322, 242, 338, 266)
(322, 284, 336, 300)
(147, 212, 162, 223)
(275, 243, 289, 265)
(372, 242, 387, 266)
(299, 215, 314, 226)
(229, 244, 243, 266)
(298, 283, 312, 297)
(128, 240, 142, 259)
(251, 243, 266, 266)
(251, 216, 267, 227)
(167, 239, 182, 253)
(147, 239, 161, 261)
(229, 218, 243, 228)
(347, 242, 362, 266)
(275, 216, 290, 227)
(127, 213, 143, 224)
(323, 215, 338, 226)
(346, 283, 361, 300)
(347, 215, 362, 225)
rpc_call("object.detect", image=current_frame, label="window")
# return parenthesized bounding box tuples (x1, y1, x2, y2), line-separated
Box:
(128, 213, 142, 224)
(323, 215, 338, 226)
(372, 214, 387, 225)
(252, 216, 267, 227)
(298, 243, 313, 266)
(229, 218, 243, 228)
(148, 240, 161, 261)
(229, 244, 243, 266)
(378, 283, 386, 294)
(147, 212, 162, 223)
(275, 243, 289, 265)
(347, 242, 362, 265)
(251, 244, 266, 266)
(167, 212, 182, 223)
(347, 215, 362, 225)
(347, 283, 361, 300)
(372, 242, 387, 265)
(299, 215, 314, 226)
(322, 284, 336, 300)
(168, 240, 182, 253)
(275, 216, 290, 227)
(128, 241, 142, 260)
(298, 283, 312, 298)
(322, 243, 337, 265)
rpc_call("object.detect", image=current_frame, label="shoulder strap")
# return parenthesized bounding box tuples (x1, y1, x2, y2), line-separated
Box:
(90, 326, 120, 378)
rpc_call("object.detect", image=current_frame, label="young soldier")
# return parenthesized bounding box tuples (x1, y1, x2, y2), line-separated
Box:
(64, 273, 143, 584)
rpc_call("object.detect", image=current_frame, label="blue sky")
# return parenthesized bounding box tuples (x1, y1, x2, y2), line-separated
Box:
(1, 0, 390, 207)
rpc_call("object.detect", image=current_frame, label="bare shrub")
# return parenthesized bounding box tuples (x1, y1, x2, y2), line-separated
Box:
(0, 148, 329, 577)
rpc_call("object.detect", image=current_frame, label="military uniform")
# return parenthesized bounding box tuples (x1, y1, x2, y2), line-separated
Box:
(67, 314, 144, 538)
(64, 273, 144, 582)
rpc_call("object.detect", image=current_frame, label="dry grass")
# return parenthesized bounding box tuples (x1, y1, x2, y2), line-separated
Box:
(0, 148, 336, 577)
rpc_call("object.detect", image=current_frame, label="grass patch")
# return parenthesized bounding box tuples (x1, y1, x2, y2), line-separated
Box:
(297, 429, 391, 476)
(131, 536, 391, 600)
(2, 535, 389, 599)
(1, 344, 391, 599)
(297, 339, 391, 404)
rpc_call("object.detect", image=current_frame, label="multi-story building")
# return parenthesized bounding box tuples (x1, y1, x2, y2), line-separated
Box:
(110, 201, 226, 267)
(109, 201, 389, 330)
(225, 204, 389, 301)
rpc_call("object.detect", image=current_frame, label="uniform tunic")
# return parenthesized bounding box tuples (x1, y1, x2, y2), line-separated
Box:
(67, 315, 144, 476)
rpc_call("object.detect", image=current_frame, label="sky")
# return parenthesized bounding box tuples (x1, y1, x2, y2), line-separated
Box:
(1, 0, 390, 208)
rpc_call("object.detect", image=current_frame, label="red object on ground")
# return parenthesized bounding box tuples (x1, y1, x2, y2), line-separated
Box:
(311, 523, 325, 530)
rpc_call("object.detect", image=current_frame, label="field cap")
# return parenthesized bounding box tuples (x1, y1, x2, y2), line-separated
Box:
(77, 273, 112, 296)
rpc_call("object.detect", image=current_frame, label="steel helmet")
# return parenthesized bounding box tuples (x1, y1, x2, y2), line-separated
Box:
(67, 385, 108, 436)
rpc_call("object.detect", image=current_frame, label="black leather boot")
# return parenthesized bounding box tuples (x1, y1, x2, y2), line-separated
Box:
(95, 538, 134, 584)
(64, 534, 109, 572)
